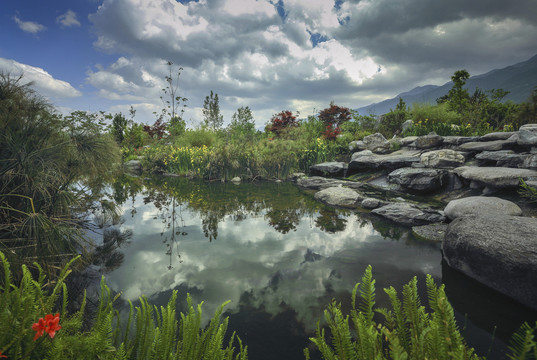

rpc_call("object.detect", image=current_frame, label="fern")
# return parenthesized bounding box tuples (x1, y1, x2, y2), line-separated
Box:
(507, 322, 537, 360)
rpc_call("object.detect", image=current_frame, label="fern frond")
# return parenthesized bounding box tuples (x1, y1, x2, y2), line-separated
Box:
(507, 322, 537, 360)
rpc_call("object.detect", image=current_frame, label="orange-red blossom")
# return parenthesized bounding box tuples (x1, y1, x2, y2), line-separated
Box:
(32, 313, 62, 341)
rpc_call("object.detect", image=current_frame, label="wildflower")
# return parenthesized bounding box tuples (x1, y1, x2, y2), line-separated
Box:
(0, 350, 6, 358)
(32, 313, 61, 341)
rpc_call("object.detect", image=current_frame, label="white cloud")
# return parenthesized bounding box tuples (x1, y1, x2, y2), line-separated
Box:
(13, 15, 46, 34)
(56, 10, 81, 27)
(0, 58, 82, 99)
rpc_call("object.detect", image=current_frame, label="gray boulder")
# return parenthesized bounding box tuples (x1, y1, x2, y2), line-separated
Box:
(387, 168, 447, 192)
(371, 202, 445, 227)
(399, 136, 418, 146)
(412, 223, 448, 242)
(475, 150, 529, 168)
(456, 136, 517, 152)
(442, 136, 480, 146)
(314, 186, 363, 208)
(453, 166, 537, 189)
(362, 133, 391, 154)
(349, 149, 421, 172)
(481, 131, 516, 141)
(443, 215, 537, 310)
(361, 197, 386, 209)
(310, 162, 348, 177)
(401, 119, 413, 133)
(297, 176, 364, 191)
(414, 133, 443, 149)
(518, 124, 537, 146)
(420, 149, 466, 168)
(444, 196, 522, 220)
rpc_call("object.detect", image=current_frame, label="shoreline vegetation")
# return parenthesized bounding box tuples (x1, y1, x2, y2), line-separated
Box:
(2, 70, 537, 358)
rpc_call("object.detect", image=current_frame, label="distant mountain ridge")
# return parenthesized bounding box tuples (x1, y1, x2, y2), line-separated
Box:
(356, 54, 537, 115)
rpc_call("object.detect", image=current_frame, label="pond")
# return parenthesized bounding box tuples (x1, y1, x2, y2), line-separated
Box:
(94, 175, 536, 360)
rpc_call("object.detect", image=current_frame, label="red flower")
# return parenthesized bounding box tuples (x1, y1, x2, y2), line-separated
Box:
(32, 313, 62, 341)
(0, 350, 7, 358)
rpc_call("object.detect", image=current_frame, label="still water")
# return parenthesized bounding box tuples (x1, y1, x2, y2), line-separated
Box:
(98, 176, 536, 359)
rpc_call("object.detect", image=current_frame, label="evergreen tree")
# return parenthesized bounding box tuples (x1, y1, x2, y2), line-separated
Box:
(202, 90, 224, 130)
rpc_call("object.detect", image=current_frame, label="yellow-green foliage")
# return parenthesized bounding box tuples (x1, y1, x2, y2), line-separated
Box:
(0, 252, 247, 360)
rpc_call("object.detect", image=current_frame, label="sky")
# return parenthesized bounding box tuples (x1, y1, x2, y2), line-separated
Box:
(1, 0, 536, 128)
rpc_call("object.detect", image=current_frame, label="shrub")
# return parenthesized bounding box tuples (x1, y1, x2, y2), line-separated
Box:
(266, 110, 300, 137)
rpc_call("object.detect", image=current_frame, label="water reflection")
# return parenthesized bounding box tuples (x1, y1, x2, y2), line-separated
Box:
(101, 176, 446, 360)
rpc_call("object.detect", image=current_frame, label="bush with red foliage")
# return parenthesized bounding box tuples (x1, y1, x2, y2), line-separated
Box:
(143, 118, 168, 139)
(319, 103, 350, 140)
(267, 110, 299, 137)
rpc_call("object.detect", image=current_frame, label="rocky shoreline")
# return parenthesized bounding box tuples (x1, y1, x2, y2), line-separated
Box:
(298, 124, 537, 311)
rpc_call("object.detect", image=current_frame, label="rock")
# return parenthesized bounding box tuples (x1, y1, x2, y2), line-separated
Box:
(453, 166, 537, 189)
(481, 131, 516, 141)
(420, 149, 466, 168)
(523, 154, 537, 169)
(456, 136, 517, 152)
(442, 136, 480, 146)
(361, 133, 391, 154)
(475, 150, 529, 168)
(361, 197, 386, 209)
(412, 223, 448, 242)
(124, 160, 142, 174)
(371, 202, 445, 227)
(444, 196, 522, 220)
(349, 140, 362, 152)
(309, 162, 348, 177)
(414, 133, 444, 149)
(230, 176, 241, 183)
(387, 167, 447, 192)
(518, 124, 537, 146)
(288, 172, 306, 182)
(349, 149, 421, 172)
(401, 119, 413, 133)
(297, 176, 364, 191)
(443, 214, 537, 310)
(399, 136, 418, 146)
(314, 186, 363, 208)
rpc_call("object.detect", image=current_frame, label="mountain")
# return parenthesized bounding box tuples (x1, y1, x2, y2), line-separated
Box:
(356, 54, 537, 115)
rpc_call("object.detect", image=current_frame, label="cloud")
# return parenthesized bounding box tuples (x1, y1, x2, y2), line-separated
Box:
(13, 15, 46, 34)
(0, 58, 82, 99)
(56, 10, 81, 27)
(86, 0, 537, 123)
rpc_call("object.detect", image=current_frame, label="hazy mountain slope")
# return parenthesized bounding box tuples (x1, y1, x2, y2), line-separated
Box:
(357, 54, 537, 115)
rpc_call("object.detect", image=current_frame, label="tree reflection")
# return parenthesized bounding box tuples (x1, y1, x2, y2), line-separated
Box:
(265, 208, 300, 234)
(315, 209, 347, 233)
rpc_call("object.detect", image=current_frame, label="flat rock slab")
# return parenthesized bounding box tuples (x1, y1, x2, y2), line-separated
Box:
(310, 162, 348, 177)
(412, 223, 448, 242)
(314, 186, 363, 208)
(420, 149, 466, 168)
(297, 176, 364, 191)
(453, 166, 537, 188)
(349, 149, 421, 172)
(456, 138, 516, 152)
(443, 215, 537, 310)
(371, 202, 445, 227)
(444, 196, 522, 220)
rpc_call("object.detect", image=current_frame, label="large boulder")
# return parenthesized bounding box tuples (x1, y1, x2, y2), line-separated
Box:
(420, 149, 466, 168)
(371, 202, 445, 227)
(124, 160, 143, 174)
(443, 215, 537, 310)
(444, 196, 522, 220)
(414, 133, 443, 149)
(349, 149, 421, 172)
(310, 162, 348, 177)
(453, 166, 537, 189)
(481, 131, 516, 141)
(362, 133, 391, 154)
(475, 150, 528, 168)
(314, 186, 363, 208)
(387, 167, 447, 192)
(518, 124, 537, 146)
(442, 136, 480, 146)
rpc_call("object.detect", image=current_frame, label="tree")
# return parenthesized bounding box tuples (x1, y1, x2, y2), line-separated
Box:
(228, 106, 256, 141)
(202, 90, 223, 130)
(154, 61, 187, 138)
(517, 87, 537, 129)
(378, 97, 408, 137)
(318, 102, 351, 140)
(111, 112, 128, 144)
(447, 69, 470, 114)
(266, 110, 299, 137)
